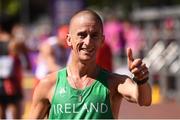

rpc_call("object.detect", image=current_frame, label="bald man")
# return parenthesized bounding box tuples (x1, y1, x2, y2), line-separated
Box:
(29, 9, 151, 119)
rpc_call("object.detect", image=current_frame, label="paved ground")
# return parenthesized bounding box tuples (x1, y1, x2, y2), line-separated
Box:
(120, 100, 180, 119)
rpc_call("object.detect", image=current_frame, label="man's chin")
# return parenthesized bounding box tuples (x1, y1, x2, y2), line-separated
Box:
(79, 56, 95, 63)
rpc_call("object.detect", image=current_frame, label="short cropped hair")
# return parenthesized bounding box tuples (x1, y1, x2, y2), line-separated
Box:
(69, 9, 103, 32)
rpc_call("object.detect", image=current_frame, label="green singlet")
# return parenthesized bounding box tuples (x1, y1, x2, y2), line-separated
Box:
(48, 68, 114, 119)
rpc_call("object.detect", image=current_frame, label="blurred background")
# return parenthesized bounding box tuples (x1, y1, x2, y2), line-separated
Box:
(0, 0, 180, 119)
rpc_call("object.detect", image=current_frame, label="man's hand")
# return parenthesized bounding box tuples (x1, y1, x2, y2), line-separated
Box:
(127, 48, 149, 81)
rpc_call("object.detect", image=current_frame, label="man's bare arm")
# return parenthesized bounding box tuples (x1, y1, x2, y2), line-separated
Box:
(29, 79, 51, 119)
(29, 72, 57, 119)
(137, 82, 152, 106)
(117, 77, 151, 106)
(117, 48, 152, 106)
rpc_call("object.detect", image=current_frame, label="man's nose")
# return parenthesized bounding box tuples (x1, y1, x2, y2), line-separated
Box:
(84, 35, 91, 45)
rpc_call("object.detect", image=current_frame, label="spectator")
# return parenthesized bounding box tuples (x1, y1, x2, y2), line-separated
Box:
(34, 25, 70, 86)
(0, 27, 23, 119)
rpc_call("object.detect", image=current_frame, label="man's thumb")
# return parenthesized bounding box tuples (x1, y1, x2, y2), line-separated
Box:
(127, 48, 134, 68)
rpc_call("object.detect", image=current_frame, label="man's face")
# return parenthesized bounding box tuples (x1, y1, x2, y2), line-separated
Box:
(68, 14, 104, 62)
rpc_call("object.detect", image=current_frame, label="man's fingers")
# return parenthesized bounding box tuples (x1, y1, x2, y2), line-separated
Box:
(131, 66, 148, 75)
(127, 48, 134, 69)
(130, 59, 142, 71)
(131, 62, 149, 80)
(126, 48, 149, 81)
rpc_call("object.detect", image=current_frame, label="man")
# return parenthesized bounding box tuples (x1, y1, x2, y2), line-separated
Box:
(34, 25, 70, 86)
(0, 27, 23, 119)
(30, 9, 151, 119)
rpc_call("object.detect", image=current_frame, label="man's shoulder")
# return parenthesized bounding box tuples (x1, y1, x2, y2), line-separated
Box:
(32, 71, 59, 101)
(43, 68, 66, 84)
(44, 70, 60, 84)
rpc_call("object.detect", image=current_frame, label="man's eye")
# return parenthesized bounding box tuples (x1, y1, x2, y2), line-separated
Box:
(80, 35, 86, 39)
(78, 33, 87, 39)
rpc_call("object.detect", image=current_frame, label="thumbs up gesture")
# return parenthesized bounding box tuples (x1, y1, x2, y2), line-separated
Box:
(127, 48, 149, 82)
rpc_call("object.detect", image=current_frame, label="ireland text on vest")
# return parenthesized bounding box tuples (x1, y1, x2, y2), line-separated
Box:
(52, 102, 108, 114)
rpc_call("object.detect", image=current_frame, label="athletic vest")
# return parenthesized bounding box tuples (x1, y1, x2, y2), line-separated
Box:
(49, 68, 114, 119)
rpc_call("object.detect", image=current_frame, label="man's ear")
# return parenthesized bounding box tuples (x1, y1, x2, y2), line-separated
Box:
(66, 34, 72, 47)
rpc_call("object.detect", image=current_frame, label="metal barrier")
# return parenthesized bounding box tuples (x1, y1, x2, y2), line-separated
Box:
(143, 41, 180, 102)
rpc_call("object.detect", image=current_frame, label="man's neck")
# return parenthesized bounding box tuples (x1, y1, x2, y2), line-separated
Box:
(68, 58, 98, 79)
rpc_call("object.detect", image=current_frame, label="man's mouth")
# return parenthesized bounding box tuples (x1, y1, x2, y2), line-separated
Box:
(81, 48, 94, 53)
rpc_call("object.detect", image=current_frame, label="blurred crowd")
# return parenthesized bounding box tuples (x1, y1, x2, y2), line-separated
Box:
(1, 11, 180, 118)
